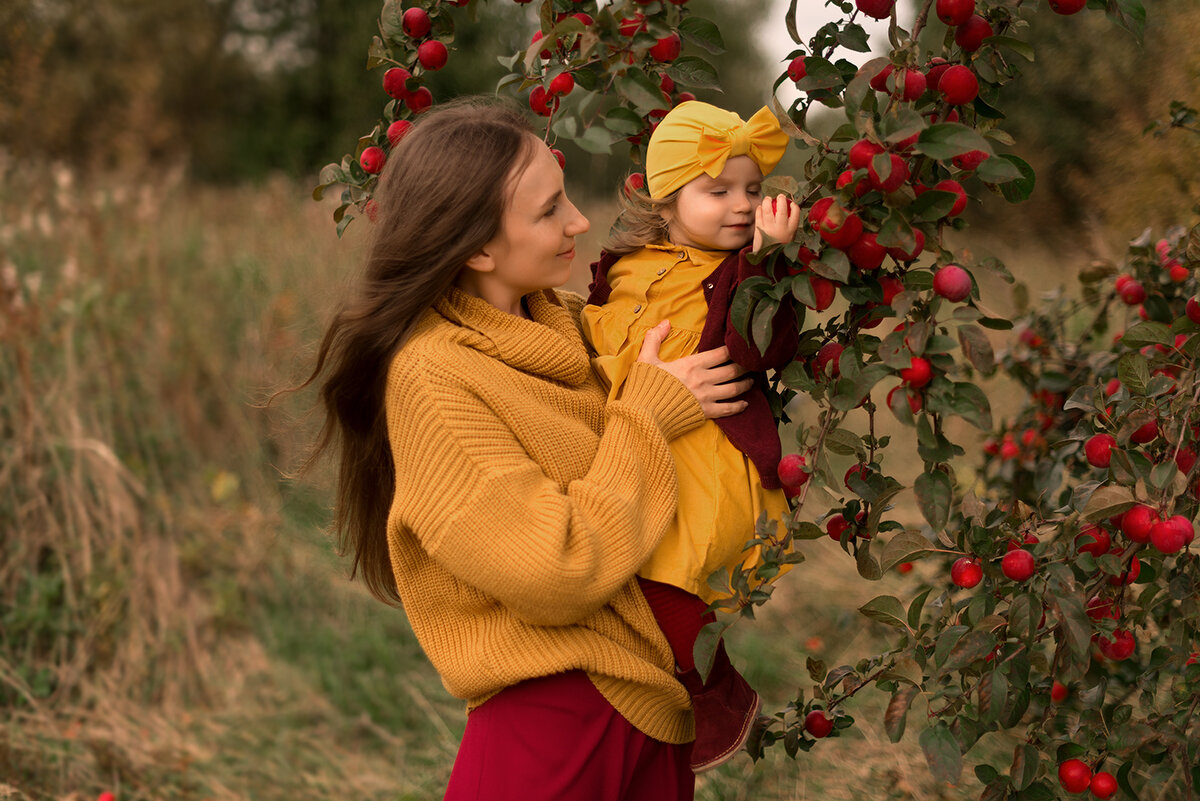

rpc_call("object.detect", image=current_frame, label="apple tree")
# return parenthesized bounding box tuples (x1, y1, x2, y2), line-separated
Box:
(315, 0, 1200, 797)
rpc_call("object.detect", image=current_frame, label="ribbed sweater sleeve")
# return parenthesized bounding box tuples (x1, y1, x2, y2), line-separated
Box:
(387, 355, 705, 628)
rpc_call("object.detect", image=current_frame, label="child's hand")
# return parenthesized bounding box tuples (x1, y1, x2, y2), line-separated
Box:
(753, 195, 801, 252)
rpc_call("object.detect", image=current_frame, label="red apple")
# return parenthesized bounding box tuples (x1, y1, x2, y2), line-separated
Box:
(887, 384, 923, 414)
(1084, 433, 1116, 468)
(848, 232, 887, 271)
(826, 514, 851, 540)
(812, 202, 863, 250)
(402, 7, 432, 38)
(1090, 772, 1118, 800)
(901, 356, 933, 388)
(1050, 681, 1068, 703)
(549, 72, 575, 97)
(1001, 549, 1036, 581)
(936, 0, 975, 25)
(619, 13, 646, 36)
(849, 139, 885, 170)
(893, 68, 927, 101)
(870, 63, 894, 92)
(417, 40, 448, 70)
(1150, 520, 1187, 554)
(954, 14, 993, 52)
(1075, 525, 1111, 557)
(938, 65, 979, 105)
(1121, 504, 1158, 542)
(933, 179, 968, 216)
(1169, 514, 1195, 544)
(1187, 297, 1200, 324)
(1098, 629, 1135, 660)
(1086, 595, 1120, 620)
(804, 710, 834, 738)
(807, 275, 837, 311)
(405, 86, 433, 113)
(856, 0, 895, 19)
(933, 264, 972, 302)
(1058, 759, 1092, 794)
(1048, 0, 1087, 13)
(787, 55, 807, 83)
(649, 32, 681, 62)
(1108, 552, 1141, 586)
(951, 557, 983, 588)
(386, 119, 413, 147)
(952, 150, 989, 171)
(886, 228, 925, 262)
(529, 85, 555, 116)
(868, 153, 910, 192)
(551, 148, 565, 169)
(1118, 280, 1146, 305)
(383, 67, 413, 100)
(813, 342, 845, 379)
(359, 146, 386, 174)
(778, 453, 810, 490)
(1129, 419, 1158, 444)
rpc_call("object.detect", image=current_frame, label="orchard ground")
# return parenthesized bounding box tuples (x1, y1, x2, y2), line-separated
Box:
(0, 165, 1117, 801)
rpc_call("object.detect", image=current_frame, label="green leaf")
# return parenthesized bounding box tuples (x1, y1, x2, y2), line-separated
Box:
(941, 629, 998, 672)
(1117, 351, 1151, 395)
(1050, 594, 1092, 671)
(948, 381, 993, 430)
(913, 470, 952, 531)
(858, 595, 909, 629)
(856, 542, 882, 581)
(1081, 483, 1136, 522)
(997, 155, 1036, 202)
(1121, 320, 1172, 348)
(880, 530, 936, 572)
(885, 684, 920, 743)
(664, 56, 721, 90)
(957, 325, 995, 374)
(920, 724, 963, 785)
(751, 298, 779, 357)
(678, 15, 725, 54)
(836, 23, 872, 52)
(615, 68, 670, 114)
(825, 428, 867, 459)
(693, 620, 731, 683)
(795, 57, 844, 91)
(916, 123, 992, 160)
(1011, 743, 1041, 791)
(603, 106, 645, 136)
(976, 155, 1023, 184)
(911, 189, 960, 222)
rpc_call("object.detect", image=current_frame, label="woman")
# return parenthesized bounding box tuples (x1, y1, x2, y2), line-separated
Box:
(300, 97, 753, 800)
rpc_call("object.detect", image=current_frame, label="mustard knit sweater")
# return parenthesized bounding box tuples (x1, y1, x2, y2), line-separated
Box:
(384, 286, 706, 744)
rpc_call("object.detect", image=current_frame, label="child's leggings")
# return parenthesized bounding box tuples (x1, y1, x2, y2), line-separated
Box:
(443, 670, 694, 801)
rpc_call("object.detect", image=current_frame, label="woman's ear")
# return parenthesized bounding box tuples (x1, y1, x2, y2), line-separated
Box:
(464, 248, 495, 274)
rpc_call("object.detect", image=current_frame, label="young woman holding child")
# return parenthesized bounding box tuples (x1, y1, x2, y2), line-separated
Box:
(299, 96, 768, 800)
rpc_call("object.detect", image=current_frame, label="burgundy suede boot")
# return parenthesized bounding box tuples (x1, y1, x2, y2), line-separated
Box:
(677, 642, 761, 774)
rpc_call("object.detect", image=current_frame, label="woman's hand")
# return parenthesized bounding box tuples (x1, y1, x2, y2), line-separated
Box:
(637, 320, 752, 418)
(753, 195, 801, 252)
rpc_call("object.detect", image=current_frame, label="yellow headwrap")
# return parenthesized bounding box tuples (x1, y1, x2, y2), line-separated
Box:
(645, 101, 790, 199)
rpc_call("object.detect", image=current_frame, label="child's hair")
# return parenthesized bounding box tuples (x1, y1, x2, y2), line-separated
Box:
(604, 180, 679, 256)
(298, 96, 538, 605)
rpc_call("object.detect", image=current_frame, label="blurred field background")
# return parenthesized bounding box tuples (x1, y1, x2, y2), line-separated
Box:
(2, 0, 1198, 799)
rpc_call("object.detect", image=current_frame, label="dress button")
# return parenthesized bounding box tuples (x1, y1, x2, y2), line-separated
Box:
(633, 304, 642, 313)
(657, 268, 667, 276)
(705, 283, 714, 290)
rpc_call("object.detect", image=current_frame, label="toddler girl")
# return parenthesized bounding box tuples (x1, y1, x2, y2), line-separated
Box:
(582, 101, 801, 773)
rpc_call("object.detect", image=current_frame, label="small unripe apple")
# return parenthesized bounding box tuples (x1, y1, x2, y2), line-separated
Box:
(1098, 629, 1135, 660)
(383, 67, 413, 100)
(402, 7, 432, 38)
(1058, 759, 1092, 794)
(1001, 549, 1036, 581)
(649, 32, 681, 62)
(804, 709, 834, 738)
(1048, 0, 1087, 14)
(849, 139, 885, 170)
(954, 14, 993, 52)
(1090, 772, 1118, 800)
(777, 453, 810, 490)
(787, 55, 807, 83)
(936, 0, 975, 25)
(1050, 681, 1068, 703)
(951, 557, 983, 588)
(359, 146, 386, 174)
(417, 40, 448, 70)
(938, 65, 979, 105)
(933, 264, 972, 302)
(1084, 433, 1116, 467)
(855, 0, 895, 19)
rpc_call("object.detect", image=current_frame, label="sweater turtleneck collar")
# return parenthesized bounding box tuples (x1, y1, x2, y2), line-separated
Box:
(433, 287, 592, 386)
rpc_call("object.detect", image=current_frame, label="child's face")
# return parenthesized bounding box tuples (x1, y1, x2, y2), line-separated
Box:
(663, 155, 764, 251)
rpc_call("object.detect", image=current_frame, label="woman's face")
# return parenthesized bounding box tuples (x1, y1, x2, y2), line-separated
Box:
(459, 140, 590, 315)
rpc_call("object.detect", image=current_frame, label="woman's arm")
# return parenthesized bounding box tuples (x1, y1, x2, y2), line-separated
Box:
(388, 336, 748, 627)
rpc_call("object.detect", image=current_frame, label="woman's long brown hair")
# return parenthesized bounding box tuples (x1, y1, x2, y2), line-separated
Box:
(300, 98, 536, 605)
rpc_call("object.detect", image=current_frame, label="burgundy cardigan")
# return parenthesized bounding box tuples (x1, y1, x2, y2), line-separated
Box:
(587, 246, 798, 490)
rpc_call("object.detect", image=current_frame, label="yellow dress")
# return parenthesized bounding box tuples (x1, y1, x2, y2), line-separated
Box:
(582, 244, 789, 604)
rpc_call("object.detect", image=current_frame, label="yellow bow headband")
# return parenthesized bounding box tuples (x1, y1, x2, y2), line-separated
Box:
(645, 101, 790, 199)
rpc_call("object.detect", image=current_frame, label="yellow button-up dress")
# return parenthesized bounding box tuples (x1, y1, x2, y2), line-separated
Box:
(582, 244, 789, 603)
